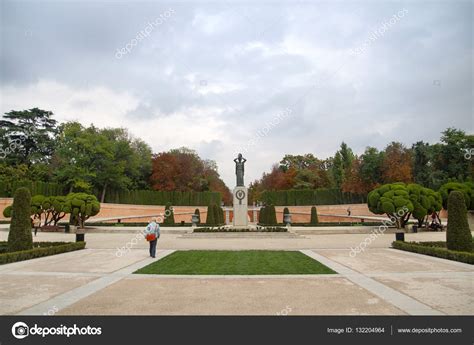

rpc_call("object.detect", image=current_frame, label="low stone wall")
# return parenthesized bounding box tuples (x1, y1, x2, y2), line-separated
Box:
(0, 198, 449, 225)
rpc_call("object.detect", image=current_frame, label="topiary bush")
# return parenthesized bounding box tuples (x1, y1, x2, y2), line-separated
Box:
(266, 205, 278, 225)
(206, 204, 215, 225)
(367, 183, 414, 228)
(164, 202, 175, 225)
(194, 209, 201, 224)
(310, 206, 319, 225)
(3, 205, 12, 218)
(446, 191, 472, 252)
(65, 193, 100, 228)
(7, 188, 33, 252)
(283, 207, 290, 223)
(258, 206, 266, 224)
(439, 182, 474, 210)
(212, 204, 221, 225)
(407, 184, 442, 227)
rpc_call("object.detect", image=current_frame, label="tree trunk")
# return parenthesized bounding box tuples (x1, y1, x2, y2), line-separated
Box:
(101, 183, 107, 203)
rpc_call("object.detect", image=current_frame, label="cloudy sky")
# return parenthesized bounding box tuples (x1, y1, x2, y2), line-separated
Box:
(1, 0, 472, 187)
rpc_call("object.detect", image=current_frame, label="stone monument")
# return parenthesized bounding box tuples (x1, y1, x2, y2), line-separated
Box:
(233, 153, 248, 227)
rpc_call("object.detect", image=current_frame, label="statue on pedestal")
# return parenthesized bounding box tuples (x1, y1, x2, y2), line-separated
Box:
(234, 153, 247, 187)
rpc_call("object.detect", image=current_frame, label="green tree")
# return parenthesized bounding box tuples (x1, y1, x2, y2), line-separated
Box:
(446, 191, 472, 252)
(0, 108, 57, 166)
(331, 142, 354, 188)
(7, 187, 33, 251)
(412, 141, 435, 188)
(433, 128, 474, 183)
(367, 183, 414, 228)
(310, 206, 319, 225)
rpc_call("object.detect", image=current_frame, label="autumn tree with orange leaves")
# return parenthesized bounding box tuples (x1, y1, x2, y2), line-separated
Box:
(150, 147, 232, 204)
(381, 142, 413, 183)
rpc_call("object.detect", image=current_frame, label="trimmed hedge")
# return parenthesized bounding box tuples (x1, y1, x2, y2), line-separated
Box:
(0, 180, 65, 197)
(392, 241, 473, 265)
(103, 189, 221, 206)
(0, 241, 86, 265)
(0, 180, 222, 206)
(260, 188, 366, 206)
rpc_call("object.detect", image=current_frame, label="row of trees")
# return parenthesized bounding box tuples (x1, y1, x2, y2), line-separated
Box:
(0, 108, 231, 204)
(3, 192, 101, 228)
(249, 128, 473, 202)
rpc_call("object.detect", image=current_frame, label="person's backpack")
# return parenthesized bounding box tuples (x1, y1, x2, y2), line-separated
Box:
(145, 223, 157, 241)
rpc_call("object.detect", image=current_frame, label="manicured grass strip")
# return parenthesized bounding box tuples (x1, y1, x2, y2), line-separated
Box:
(0, 242, 86, 265)
(392, 241, 474, 265)
(134, 250, 337, 275)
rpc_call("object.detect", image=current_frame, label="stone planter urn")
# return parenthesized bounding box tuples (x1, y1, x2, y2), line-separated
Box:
(284, 214, 292, 225)
(191, 214, 199, 227)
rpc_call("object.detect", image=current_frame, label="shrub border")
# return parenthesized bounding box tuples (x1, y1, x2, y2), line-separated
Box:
(0, 241, 86, 265)
(392, 241, 473, 265)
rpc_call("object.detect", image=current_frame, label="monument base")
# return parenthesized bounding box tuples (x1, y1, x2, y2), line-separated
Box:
(233, 186, 248, 227)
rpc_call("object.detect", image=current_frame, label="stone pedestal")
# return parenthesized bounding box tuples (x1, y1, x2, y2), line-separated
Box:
(225, 209, 230, 225)
(233, 186, 248, 227)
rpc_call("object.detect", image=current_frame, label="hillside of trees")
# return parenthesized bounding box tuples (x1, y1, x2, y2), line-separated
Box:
(0, 108, 231, 204)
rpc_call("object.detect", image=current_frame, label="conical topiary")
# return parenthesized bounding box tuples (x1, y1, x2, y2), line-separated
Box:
(267, 205, 278, 225)
(206, 204, 215, 225)
(310, 206, 319, 225)
(259, 207, 265, 224)
(8, 187, 33, 252)
(163, 202, 175, 225)
(194, 208, 201, 224)
(283, 207, 290, 223)
(446, 191, 472, 252)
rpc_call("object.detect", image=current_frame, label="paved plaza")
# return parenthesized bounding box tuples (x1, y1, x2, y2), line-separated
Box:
(0, 229, 472, 315)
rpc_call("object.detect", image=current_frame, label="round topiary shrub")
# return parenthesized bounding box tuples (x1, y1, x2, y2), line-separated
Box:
(310, 206, 319, 225)
(446, 191, 472, 252)
(8, 187, 33, 252)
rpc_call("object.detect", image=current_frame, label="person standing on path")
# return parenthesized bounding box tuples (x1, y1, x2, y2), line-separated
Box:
(145, 218, 160, 258)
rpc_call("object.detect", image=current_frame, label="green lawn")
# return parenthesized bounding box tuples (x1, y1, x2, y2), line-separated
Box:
(134, 250, 337, 275)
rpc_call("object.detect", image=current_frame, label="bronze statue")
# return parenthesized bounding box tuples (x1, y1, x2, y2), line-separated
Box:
(234, 153, 247, 186)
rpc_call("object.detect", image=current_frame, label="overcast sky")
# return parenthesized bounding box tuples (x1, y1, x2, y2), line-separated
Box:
(1, 0, 472, 188)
